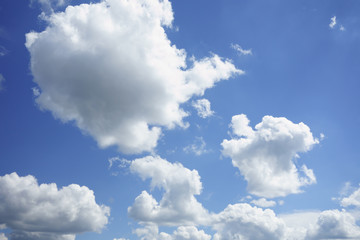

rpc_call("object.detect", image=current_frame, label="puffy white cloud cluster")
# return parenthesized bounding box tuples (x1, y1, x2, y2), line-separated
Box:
(0, 172, 110, 240)
(134, 225, 211, 240)
(128, 155, 360, 240)
(307, 209, 360, 239)
(222, 114, 318, 198)
(212, 203, 286, 240)
(128, 156, 210, 226)
(26, 0, 242, 154)
(192, 99, 214, 118)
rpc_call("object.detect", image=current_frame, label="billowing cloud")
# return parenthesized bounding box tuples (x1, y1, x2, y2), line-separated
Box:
(221, 114, 318, 198)
(128, 156, 210, 226)
(341, 184, 360, 207)
(26, 0, 242, 154)
(212, 203, 286, 240)
(251, 198, 277, 208)
(0, 172, 110, 240)
(329, 16, 337, 28)
(307, 209, 360, 239)
(183, 137, 208, 156)
(192, 99, 214, 118)
(231, 43, 252, 56)
(134, 225, 211, 240)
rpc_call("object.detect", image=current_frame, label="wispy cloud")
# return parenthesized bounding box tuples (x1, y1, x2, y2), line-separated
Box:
(329, 16, 337, 28)
(0, 74, 5, 91)
(231, 43, 252, 56)
(0, 46, 8, 57)
(184, 137, 209, 156)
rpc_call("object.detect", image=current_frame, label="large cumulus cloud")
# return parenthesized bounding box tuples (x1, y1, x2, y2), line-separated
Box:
(25, 0, 242, 154)
(0, 172, 109, 240)
(222, 114, 318, 198)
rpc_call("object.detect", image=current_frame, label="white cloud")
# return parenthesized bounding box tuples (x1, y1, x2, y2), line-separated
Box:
(307, 209, 360, 239)
(0, 74, 4, 91)
(340, 25, 346, 31)
(0, 172, 110, 240)
(0, 233, 7, 240)
(26, 0, 242, 154)
(251, 198, 277, 208)
(231, 43, 252, 56)
(192, 99, 214, 118)
(212, 203, 286, 240)
(134, 225, 211, 240)
(183, 137, 208, 156)
(329, 16, 337, 28)
(341, 184, 360, 207)
(221, 114, 318, 198)
(128, 156, 210, 226)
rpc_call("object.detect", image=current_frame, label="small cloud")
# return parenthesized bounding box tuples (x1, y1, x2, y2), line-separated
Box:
(108, 156, 131, 169)
(192, 99, 214, 118)
(183, 137, 209, 156)
(32, 87, 41, 97)
(329, 16, 337, 28)
(231, 43, 252, 56)
(251, 198, 277, 208)
(0, 46, 8, 57)
(340, 25, 345, 31)
(320, 133, 325, 141)
(0, 74, 5, 91)
(278, 200, 285, 206)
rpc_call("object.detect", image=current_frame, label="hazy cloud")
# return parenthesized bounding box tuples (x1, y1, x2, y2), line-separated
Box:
(0, 233, 7, 240)
(183, 137, 208, 156)
(0, 46, 8, 57)
(0, 74, 5, 91)
(251, 198, 277, 208)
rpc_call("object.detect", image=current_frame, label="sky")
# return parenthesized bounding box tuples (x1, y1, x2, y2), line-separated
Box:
(1, 0, 360, 239)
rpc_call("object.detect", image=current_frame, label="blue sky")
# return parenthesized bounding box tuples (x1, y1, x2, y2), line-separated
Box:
(1, 0, 360, 239)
